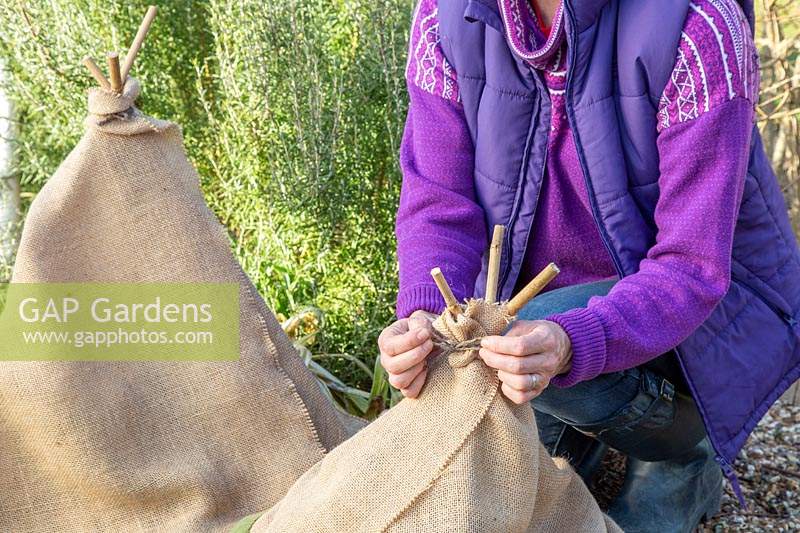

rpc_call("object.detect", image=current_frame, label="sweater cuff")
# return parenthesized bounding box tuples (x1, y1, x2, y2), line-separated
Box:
(547, 307, 607, 388)
(396, 284, 450, 319)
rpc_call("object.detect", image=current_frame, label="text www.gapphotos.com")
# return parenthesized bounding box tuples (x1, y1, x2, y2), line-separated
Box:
(20, 328, 214, 348)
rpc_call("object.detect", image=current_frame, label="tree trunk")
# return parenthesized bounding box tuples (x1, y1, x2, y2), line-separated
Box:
(0, 58, 20, 272)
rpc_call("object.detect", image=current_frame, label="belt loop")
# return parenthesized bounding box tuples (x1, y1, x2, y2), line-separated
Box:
(660, 379, 675, 401)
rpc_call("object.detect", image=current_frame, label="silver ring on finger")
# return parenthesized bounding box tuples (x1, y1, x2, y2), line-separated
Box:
(528, 373, 539, 391)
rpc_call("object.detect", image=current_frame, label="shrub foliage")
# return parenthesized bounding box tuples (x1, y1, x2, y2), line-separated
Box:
(0, 0, 413, 389)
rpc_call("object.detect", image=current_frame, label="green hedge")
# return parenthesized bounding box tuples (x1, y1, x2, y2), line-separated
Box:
(0, 0, 413, 387)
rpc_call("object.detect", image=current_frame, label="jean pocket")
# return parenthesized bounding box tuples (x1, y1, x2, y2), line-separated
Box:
(573, 396, 674, 438)
(569, 370, 680, 460)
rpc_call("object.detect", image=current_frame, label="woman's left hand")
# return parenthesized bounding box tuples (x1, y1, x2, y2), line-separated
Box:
(479, 320, 572, 404)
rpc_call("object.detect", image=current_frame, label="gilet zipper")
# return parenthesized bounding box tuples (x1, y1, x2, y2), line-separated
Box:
(561, 2, 625, 278)
(498, 85, 547, 294)
(733, 275, 799, 328)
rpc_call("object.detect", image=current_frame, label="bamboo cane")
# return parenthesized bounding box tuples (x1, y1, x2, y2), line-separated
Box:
(107, 53, 123, 93)
(485, 225, 505, 303)
(506, 263, 560, 316)
(81, 56, 111, 90)
(430, 267, 461, 315)
(121, 5, 158, 80)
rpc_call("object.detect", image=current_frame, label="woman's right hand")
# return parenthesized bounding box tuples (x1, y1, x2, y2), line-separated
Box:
(378, 310, 436, 398)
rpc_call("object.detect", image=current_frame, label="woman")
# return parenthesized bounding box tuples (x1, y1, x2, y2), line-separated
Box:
(378, 0, 800, 531)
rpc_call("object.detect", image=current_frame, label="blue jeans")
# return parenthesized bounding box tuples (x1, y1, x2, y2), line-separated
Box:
(517, 280, 707, 465)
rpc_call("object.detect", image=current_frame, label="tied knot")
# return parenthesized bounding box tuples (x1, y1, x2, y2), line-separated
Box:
(88, 77, 141, 116)
(431, 299, 512, 368)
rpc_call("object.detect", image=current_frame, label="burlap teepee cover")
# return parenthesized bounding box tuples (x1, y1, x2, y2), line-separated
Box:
(0, 79, 362, 531)
(250, 299, 621, 533)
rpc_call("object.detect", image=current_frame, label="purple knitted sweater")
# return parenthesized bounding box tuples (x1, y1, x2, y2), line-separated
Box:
(397, 0, 759, 386)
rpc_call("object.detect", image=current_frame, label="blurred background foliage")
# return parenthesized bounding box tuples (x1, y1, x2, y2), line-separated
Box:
(0, 0, 798, 414)
(758, 0, 800, 236)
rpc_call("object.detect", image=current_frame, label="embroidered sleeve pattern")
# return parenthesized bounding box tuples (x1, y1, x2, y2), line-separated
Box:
(406, 0, 460, 103)
(658, 0, 759, 131)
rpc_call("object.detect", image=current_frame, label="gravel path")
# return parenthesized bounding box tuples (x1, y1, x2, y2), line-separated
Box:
(590, 400, 799, 531)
